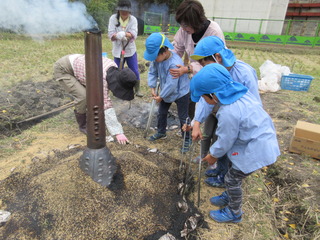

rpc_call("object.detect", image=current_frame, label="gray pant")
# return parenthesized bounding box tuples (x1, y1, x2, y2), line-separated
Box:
(201, 113, 217, 155)
(225, 167, 252, 215)
(53, 55, 86, 114)
(202, 112, 230, 176)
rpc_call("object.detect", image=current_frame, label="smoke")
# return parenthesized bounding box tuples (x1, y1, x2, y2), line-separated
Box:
(0, 0, 97, 39)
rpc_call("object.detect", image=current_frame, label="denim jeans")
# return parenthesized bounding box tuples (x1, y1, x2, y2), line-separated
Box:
(157, 93, 190, 139)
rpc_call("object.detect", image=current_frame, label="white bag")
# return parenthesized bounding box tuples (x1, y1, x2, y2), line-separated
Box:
(258, 60, 291, 92)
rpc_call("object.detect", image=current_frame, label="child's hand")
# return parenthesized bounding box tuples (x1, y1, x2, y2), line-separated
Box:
(202, 154, 217, 165)
(153, 96, 162, 103)
(151, 88, 156, 97)
(191, 121, 202, 140)
(182, 123, 192, 132)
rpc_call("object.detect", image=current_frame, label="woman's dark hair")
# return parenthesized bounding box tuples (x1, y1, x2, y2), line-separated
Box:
(116, 12, 121, 27)
(115, 0, 131, 27)
(158, 46, 168, 56)
(175, 0, 207, 32)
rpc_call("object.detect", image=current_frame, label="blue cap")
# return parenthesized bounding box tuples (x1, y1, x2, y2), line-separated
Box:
(144, 33, 174, 61)
(190, 36, 236, 67)
(190, 63, 248, 104)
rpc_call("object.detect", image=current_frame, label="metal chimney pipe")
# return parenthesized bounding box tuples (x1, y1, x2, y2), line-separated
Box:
(84, 28, 106, 149)
(79, 29, 116, 187)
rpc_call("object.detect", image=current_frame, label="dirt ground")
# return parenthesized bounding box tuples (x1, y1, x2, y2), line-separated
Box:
(0, 76, 320, 239)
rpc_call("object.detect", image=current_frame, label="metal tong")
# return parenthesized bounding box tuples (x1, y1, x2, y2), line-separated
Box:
(197, 140, 203, 207)
(144, 82, 160, 138)
(179, 117, 191, 171)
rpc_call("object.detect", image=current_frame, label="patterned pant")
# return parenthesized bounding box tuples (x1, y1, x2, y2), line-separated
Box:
(225, 167, 252, 215)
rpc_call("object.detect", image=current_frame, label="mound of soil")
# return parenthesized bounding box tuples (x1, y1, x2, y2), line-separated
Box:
(0, 142, 204, 239)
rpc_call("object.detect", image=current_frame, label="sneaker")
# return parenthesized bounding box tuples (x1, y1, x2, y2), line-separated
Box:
(209, 207, 242, 223)
(181, 139, 192, 153)
(205, 168, 220, 177)
(204, 175, 225, 188)
(210, 191, 229, 206)
(148, 133, 167, 141)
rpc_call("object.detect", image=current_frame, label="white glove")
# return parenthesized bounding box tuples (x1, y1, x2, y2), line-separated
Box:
(116, 31, 126, 40)
(104, 108, 124, 136)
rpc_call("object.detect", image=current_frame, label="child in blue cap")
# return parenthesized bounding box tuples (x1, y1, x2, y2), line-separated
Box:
(188, 36, 262, 188)
(144, 32, 191, 153)
(190, 63, 280, 223)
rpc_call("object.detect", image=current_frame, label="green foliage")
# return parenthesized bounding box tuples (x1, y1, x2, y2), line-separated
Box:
(155, 0, 183, 12)
(73, 0, 117, 33)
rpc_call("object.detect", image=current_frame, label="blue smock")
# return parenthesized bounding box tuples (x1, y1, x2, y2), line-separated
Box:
(148, 51, 190, 103)
(210, 92, 280, 174)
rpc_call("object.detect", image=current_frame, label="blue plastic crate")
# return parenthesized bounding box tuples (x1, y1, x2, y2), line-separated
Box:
(281, 74, 314, 91)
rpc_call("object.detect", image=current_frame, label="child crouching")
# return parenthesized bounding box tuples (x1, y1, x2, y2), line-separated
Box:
(190, 63, 280, 223)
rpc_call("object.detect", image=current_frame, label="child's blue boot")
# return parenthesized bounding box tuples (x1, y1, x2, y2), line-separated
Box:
(210, 191, 229, 206)
(204, 175, 225, 188)
(205, 168, 220, 177)
(209, 207, 242, 223)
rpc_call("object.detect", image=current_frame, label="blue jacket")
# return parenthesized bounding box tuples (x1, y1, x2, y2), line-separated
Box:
(210, 92, 280, 173)
(148, 51, 190, 103)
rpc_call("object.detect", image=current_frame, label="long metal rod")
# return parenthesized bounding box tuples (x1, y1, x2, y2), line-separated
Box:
(180, 142, 195, 197)
(144, 82, 160, 138)
(179, 117, 190, 171)
(17, 101, 75, 124)
(197, 140, 202, 208)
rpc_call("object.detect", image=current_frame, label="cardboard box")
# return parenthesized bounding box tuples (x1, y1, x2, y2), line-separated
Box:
(289, 120, 320, 160)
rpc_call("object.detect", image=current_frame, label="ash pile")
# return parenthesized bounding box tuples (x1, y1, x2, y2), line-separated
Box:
(0, 135, 205, 239)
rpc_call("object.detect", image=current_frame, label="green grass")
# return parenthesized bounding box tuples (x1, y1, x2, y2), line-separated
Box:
(1, 32, 319, 90)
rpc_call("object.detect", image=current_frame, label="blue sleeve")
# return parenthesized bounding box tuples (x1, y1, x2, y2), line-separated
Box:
(231, 61, 262, 104)
(194, 97, 214, 123)
(159, 63, 180, 100)
(147, 62, 158, 88)
(209, 105, 240, 158)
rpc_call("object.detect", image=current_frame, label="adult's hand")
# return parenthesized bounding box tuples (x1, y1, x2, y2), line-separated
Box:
(191, 121, 202, 141)
(116, 133, 129, 144)
(169, 64, 188, 79)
